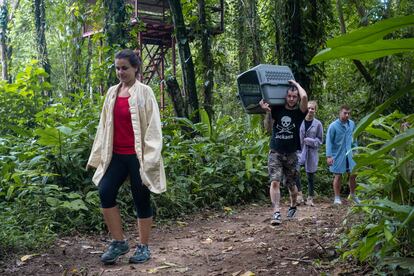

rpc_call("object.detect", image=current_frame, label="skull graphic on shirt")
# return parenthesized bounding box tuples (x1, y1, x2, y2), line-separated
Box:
(276, 116, 294, 134)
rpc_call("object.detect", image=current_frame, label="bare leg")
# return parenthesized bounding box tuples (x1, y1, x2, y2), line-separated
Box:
(333, 174, 342, 197)
(102, 207, 124, 240)
(270, 181, 281, 213)
(289, 184, 298, 207)
(137, 217, 152, 245)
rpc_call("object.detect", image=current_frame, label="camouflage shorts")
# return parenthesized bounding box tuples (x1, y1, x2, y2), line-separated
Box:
(268, 150, 298, 188)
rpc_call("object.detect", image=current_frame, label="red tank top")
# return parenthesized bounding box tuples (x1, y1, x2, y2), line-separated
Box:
(113, 96, 136, 154)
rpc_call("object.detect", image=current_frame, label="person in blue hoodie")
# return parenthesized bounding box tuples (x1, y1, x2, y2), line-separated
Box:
(326, 105, 360, 205)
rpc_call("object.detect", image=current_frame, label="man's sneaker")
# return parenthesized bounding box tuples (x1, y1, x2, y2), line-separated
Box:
(348, 194, 361, 204)
(333, 197, 342, 205)
(270, 212, 281, 225)
(101, 240, 129, 264)
(287, 206, 297, 219)
(129, 244, 151, 263)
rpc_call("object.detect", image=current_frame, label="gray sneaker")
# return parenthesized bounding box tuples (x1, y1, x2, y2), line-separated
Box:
(287, 206, 297, 219)
(129, 244, 151, 263)
(270, 212, 281, 225)
(101, 240, 129, 264)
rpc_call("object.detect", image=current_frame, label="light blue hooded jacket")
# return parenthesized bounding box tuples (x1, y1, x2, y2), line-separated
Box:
(326, 119, 357, 173)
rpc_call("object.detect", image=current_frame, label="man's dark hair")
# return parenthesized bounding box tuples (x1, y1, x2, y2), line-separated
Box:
(115, 49, 141, 75)
(340, 104, 351, 111)
(287, 85, 298, 93)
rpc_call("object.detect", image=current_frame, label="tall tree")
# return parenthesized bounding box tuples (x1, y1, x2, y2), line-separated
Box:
(273, 0, 283, 64)
(67, 0, 85, 94)
(33, 0, 51, 82)
(198, 0, 214, 120)
(4, 0, 20, 80)
(84, 35, 93, 96)
(283, 0, 309, 91)
(235, 0, 247, 73)
(247, 0, 263, 65)
(336, 0, 374, 86)
(0, 0, 8, 81)
(103, 0, 129, 88)
(103, 0, 129, 48)
(165, 76, 188, 118)
(168, 0, 200, 123)
(276, 0, 332, 96)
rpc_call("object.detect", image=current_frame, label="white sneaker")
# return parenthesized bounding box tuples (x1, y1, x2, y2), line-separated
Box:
(333, 197, 342, 205)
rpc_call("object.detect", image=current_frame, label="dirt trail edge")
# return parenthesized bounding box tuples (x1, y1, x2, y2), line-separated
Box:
(3, 200, 353, 276)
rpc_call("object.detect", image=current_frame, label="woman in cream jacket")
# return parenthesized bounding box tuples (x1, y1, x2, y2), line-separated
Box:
(87, 49, 166, 264)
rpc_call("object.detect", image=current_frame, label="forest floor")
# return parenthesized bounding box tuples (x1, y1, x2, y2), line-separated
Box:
(1, 198, 369, 276)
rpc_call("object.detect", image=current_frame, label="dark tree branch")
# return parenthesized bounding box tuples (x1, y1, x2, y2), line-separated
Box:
(337, 0, 374, 85)
(198, 0, 214, 121)
(165, 76, 188, 118)
(168, 0, 200, 123)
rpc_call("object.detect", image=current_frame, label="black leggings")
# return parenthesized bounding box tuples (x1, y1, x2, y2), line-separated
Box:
(98, 154, 152, 218)
(296, 171, 315, 197)
(307, 172, 315, 197)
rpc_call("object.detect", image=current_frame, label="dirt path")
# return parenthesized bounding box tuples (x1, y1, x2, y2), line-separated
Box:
(2, 200, 354, 276)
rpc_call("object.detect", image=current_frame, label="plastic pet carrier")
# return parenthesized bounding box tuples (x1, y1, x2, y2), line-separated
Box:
(237, 64, 295, 114)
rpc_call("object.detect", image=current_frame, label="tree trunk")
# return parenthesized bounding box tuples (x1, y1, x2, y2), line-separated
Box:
(168, 0, 200, 123)
(33, 0, 51, 84)
(68, 0, 84, 95)
(274, 0, 283, 64)
(274, 22, 282, 63)
(85, 36, 93, 97)
(337, 0, 374, 85)
(103, 0, 129, 47)
(5, 0, 20, 82)
(236, 0, 247, 73)
(284, 0, 310, 92)
(198, 0, 214, 121)
(103, 0, 129, 88)
(350, 0, 367, 26)
(0, 0, 8, 81)
(165, 76, 188, 118)
(336, 0, 346, 33)
(247, 0, 263, 65)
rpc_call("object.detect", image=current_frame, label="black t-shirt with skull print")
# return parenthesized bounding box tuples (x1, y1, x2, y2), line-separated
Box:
(270, 105, 307, 153)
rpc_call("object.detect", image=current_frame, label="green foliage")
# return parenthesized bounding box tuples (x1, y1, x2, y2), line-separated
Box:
(0, 61, 50, 134)
(0, 64, 103, 255)
(156, 111, 269, 217)
(0, 2, 412, 273)
(311, 14, 414, 64)
(327, 14, 414, 48)
(312, 38, 414, 62)
(0, 65, 273, 255)
(310, 12, 414, 273)
(354, 83, 414, 139)
(339, 112, 414, 274)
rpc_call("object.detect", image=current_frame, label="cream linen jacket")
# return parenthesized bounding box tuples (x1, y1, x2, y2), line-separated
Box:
(87, 80, 166, 194)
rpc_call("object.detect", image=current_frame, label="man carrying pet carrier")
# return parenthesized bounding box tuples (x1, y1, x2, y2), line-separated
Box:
(260, 80, 308, 225)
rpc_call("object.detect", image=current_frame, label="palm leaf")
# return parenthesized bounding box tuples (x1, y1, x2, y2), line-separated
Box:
(310, 39, 414, 64)
(328, 14, 414, 48)
(310, 15, 414, 65)
(382, 257, 414, 274)
(355, 128, 414, 169)
(353, 83, 414, 139)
